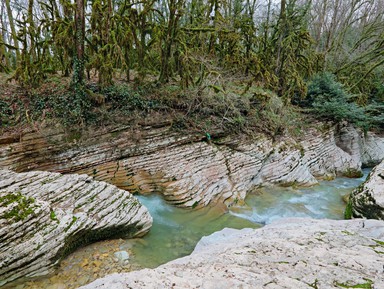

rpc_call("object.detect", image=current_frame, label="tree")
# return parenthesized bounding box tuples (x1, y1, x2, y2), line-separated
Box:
(74, 0, 85, 86)
(5, 0, 19, 65)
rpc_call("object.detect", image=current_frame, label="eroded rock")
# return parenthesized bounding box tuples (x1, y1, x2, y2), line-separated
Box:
(0, 170, 152, 287)
(349, 160, 384, 220)
(0, 123, 383, 208)
(80, 218, 384, 289)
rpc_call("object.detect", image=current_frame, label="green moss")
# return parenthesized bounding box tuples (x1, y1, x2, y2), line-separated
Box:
(344, 198, 353, 219)
(344, 168, 364, 178)
(50, 210, 59, 223)
(374, 239, 384, 246)
(279, 181, 298, 188)
(334, 279, 373, 288)
(368, 245, 384, 254)
(0, 192, 37, 222)
(300, 146, 305, 157)
(191, 201, 199, 209)
(64, 216, 78, 232)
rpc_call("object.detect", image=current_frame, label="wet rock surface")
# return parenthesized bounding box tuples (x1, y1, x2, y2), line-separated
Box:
(80, 218, 384, 289)
(350, 160, 384, 220)
(0, 170, 152, 287)
(10, 239, 140, 289)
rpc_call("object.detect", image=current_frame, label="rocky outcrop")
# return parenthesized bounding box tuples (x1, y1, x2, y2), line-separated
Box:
(80, 218, 384, 289)
(0, 123, 383, 208)
(0, 170, 152, 287)
(349, 160, 384, 220)
(361, 131, 384, 167)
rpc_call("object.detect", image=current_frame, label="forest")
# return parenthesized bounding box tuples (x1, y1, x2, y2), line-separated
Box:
(0, 0, 383, 134)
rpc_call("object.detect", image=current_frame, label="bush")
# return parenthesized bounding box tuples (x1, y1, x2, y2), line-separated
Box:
(304, 72, 372, 130)
(0, 100, 12, 127)
(365, 102, 384, 129)
(102, 84, 153, 112)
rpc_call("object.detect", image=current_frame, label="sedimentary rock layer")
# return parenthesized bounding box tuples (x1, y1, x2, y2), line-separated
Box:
(0, 170, 152, 287)
(350, 160, 384, 220)
(0, 123, 383, 208)
(80, 218, 384, 289)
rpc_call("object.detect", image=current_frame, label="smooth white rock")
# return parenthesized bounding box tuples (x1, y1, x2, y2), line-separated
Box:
(80, 218, 384, 289)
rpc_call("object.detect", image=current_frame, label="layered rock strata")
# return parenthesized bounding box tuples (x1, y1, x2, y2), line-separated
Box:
(1, 123, 383, 208)
(0, 169, 152, 287)
(349, 160, 384, 220)
(80, 218, 384, 289)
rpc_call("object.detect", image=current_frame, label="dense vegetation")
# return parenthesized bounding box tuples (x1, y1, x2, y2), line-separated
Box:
(0, 0, 383, 134)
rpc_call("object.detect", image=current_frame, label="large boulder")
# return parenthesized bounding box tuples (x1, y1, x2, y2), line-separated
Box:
(0, 170, 152, 287)
(349, 160, 384, 220)
(80, 218, 384, 289)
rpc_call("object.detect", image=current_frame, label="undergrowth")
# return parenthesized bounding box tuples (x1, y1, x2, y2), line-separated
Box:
(0, 73, 307, 138)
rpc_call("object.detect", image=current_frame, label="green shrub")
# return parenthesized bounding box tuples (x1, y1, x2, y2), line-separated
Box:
(304, 72, 372, 130)
(364, 102, 384, 129)
(0, 100, 11, 127)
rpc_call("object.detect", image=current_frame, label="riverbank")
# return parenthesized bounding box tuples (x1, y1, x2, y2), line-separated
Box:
(10, 170, 371, 289)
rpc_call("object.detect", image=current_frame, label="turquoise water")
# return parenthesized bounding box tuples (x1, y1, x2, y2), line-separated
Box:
(130, 169, 370, 268)
(19, 169, 370, 289)
(130, 195, 260, 268)
(229, 169, 370, 224)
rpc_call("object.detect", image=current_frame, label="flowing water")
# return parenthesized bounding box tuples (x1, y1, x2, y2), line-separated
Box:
(14, 169, 370, 289)
(229, 169, 371, 225)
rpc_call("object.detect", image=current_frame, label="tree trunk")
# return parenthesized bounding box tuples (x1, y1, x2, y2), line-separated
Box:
(5, 0, 20, 65)
(74, 0, 85, 85)
(275, 0, 287, 86)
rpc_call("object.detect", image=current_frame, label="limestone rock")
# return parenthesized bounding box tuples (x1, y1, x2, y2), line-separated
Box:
(361, 132, 384, 167)
(0, 170, 152, 287)
(0, 123, 383, 208)
(80, 218, 384, 289)
(350, 160, 384, 220)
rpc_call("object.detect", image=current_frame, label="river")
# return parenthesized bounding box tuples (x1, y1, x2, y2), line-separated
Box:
(14, 169, 370, 289)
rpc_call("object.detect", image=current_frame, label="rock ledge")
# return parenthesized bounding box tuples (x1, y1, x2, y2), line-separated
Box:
(81, 218, 384, 289)
(350, 160, 384, 220)
(0, 169, 152, 287)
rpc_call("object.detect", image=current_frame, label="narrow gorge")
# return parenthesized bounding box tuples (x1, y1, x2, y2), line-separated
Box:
(1, 122, 384, 288)
(1, 122, 383, 208)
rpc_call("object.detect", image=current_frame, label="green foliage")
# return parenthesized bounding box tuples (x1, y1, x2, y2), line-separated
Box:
(364, 102, 384, 129)
(304, 72, 373, 130)
(0, 100, 12, 127)
(50, 210, 58, 222)
(334, 279, 373, 289)
(305, 73, 347, 106)
(102, 84, 154, 112)
(344, 197, 353, 219)
(0, 192, 37, 222)
(0, 0, 382, 134)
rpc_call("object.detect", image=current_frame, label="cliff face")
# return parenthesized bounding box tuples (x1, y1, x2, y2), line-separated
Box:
(349, 160, 384, 220)
(80, 218, 384, 289)
(0, 169, 152, 287)
(1, 123, 383, 208)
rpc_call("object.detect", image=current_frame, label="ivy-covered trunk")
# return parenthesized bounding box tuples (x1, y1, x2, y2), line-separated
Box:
(5, 0, 19, 66)
(72, 0, 87, 122)
(74, 0, 85, 86)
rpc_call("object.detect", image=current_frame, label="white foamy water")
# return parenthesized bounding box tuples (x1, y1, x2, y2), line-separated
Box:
(229, 169, 370, 224)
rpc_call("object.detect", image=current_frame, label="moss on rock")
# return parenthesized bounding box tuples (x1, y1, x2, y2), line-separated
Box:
(0, 192, 37, 222)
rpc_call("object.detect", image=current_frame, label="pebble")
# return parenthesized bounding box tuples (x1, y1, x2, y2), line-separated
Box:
(114, 251, 130, 262)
